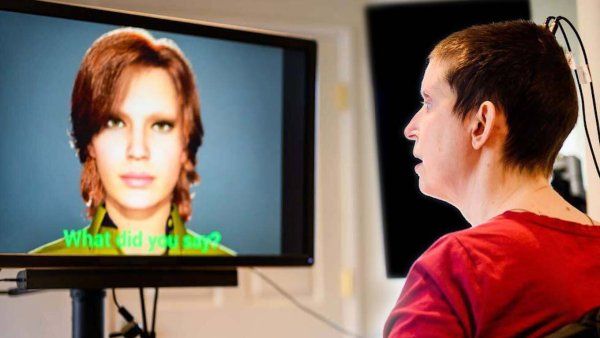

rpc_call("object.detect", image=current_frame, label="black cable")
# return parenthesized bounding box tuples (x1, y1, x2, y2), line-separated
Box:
(110, 288, 144, 338)
(557, 16, 600, 178)
(551, 17, 600, 181)
(544, 16, 556, 33)
(554, 21, 594, 176)
(0, 276, 33, 296)
(112, 288, 121, 308)
(0, 288, 43, 296)
(139, 288, 148, 334)
(112, 287, 158, 337)
(150, 287, 159, 337)
(249, 267, 364, 338)
(556, 21, 572, 50)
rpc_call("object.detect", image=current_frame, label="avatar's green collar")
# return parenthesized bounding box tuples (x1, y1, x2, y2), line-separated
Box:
(87, 204, 187, 237)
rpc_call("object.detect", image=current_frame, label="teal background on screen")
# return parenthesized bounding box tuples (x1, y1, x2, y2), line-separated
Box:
(0, 10, 283, 254)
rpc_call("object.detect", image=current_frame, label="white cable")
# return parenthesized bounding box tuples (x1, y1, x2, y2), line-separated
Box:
(249, 267, 365, 338)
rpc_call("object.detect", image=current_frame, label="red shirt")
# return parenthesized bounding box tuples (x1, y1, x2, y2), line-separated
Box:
(384, 210, 600, 337)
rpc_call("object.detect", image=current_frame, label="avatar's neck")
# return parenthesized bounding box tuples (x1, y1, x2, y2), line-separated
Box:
(103, 198, 171, 238)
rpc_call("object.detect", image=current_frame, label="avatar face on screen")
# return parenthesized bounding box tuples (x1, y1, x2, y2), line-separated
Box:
(1, 8, 286, 257)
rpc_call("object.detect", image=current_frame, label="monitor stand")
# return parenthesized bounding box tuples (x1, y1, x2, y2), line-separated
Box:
(71, 289, 105, 338)
(15, 268, 238, 338)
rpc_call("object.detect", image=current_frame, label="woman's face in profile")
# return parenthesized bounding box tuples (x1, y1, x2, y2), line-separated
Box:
(88, 66, 187, 214)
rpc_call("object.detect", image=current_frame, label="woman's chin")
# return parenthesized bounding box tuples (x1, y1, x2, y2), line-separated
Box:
(417, 179, 429, 195)
(418, 180, 451, 204)
(417, 179, 436, 199)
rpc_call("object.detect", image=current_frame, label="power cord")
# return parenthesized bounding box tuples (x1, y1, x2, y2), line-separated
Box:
(139, 288, 148, 336)
(0, 289, 43, 296)
(139, 288, 159, 338)
(249, 267, 364, 338)
(151, 287, 159, 335)
(110, 288, 143, 338)
(0, 276, 41, 296)
(110, 288, 159, 338)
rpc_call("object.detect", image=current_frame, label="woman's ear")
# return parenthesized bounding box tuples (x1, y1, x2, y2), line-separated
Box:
(470, 101, 498, 150)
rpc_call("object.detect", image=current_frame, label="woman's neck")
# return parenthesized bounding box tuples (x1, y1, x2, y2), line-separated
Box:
(458, 164, 596, 226)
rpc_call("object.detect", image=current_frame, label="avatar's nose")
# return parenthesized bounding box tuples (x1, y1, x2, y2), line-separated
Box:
(127, 128, 150, 160)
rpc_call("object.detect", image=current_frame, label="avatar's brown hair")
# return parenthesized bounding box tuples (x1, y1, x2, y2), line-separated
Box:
(71, 28, 202, 221)
(430, 20, 578, 176)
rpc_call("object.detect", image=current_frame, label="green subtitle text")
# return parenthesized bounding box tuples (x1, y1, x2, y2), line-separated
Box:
(62, 229, 223, 253)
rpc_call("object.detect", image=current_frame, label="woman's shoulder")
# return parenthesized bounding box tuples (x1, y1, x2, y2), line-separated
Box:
(421, 210, 600, 278)
(446, 211, 539, 248)
(412, 216, 529, 276)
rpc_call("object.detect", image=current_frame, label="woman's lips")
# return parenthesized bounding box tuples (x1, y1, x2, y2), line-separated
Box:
(414, 159, 423, 172)
(120, 173, 154, 188)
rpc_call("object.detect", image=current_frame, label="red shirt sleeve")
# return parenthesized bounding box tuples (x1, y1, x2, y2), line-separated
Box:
(384, 234, 481, 338)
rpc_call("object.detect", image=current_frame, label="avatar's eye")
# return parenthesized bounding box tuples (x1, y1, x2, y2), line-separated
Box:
(106, 118, 125, 129)
(152, 121, 174, 133)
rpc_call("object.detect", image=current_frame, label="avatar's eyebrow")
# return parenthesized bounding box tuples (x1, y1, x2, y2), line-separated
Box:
(148, 111, 177, 119)
(110, 110, 179, 123)
(148, 113, 180, 127)
(106, 111, 126, 120)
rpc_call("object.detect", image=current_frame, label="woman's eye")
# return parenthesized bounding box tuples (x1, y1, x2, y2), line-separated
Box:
(106, 118, 125, 129)
(152, 121, 174, 133)
(421, 100, 431, 110)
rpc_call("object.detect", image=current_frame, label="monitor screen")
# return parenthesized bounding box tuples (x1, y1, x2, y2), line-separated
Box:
(0, 0, 316, 267)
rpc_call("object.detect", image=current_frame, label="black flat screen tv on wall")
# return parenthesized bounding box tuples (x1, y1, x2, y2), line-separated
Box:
(0, 0, 316, 268)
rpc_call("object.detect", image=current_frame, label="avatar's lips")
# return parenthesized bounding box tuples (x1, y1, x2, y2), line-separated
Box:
(121, 173, 154, 188)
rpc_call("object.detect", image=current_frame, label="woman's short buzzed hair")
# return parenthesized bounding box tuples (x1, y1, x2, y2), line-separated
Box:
(71, 27, 203, 221)
(429, 20, 578, 177)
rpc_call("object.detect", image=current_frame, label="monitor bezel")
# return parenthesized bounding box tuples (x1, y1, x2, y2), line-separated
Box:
(0, 0, 316, 268)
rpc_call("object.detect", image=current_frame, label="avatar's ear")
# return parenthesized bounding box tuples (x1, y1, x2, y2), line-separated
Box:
(87, 143, 96, 159)
(470, 101, 498, 150)
(180, 150, 187, 164)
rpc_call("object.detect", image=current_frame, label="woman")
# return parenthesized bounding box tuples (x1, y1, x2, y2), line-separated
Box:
(385, 20, 599, 337)
(31, 28, 234, 256)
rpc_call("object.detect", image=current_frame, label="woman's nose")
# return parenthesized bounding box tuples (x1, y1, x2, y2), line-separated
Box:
(404, 113, 419, 141)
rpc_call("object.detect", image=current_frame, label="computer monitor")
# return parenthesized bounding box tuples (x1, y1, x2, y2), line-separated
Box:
(0, 0, 316, 268)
